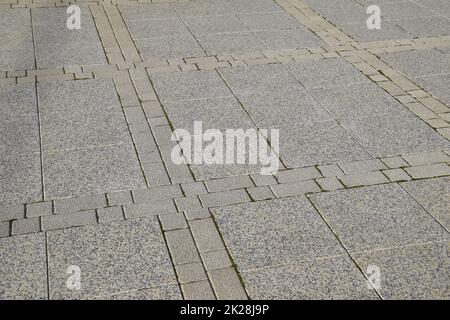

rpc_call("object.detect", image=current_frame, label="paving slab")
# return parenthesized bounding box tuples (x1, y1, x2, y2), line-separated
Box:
(255, 29, 325, 50)
(197, 32, 267, 55)
(47, 217, 177, 299)
(119, 3, 179, 21)
(126, 18, 191, 40)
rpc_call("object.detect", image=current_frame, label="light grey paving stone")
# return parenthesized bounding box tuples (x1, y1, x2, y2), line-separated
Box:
(165, 228, 200, 265)
(97, 206, 124, 223)
(247, 186, 275, 201)
(197, 32, 267, 56)
(31, 7, 95, 26)
(0, 45, 35, 71)
(0, 83, 36, 120)
(185, 14, 248, 35)
(200, 189, 251, 208)
(271, 180, 320, 197)
(132, 185, 183, 203)
(393, 16, 450, 37)
(205, 175, 253, 193)
(402, 176, 450, 230)
(313, 3, 367, 25)
(255, 28, 324, 50)
(47, 217, 176, 299)
(0, 204, 25, 222)
(150, 69, 232, 102)
(0, 233, 47, 299)
(341, 113, 450, 158)
(91, 284, 182, 300)
(142, 162, 171, 187)
(381, 156, 409, 169)
(0, 8, 31, 29)
(340, 20, 411, 42)
(53, 194, 106, 214)
(43, 145, 146, 200)
(189, 218, 224, 253)
(181, 181, 208, 195)
(124, 199, 176, 218)
(279, 122, 371, 168)
(405, 163, 450, 179)
(175, 196, 202, 212)
(250, 173, 277, 186)
(242, 255, 378, 300)
(175, 262, 208, 284)
(190, 162, 268, 181)
(381, 1, 434, 20)
(238, 11, 306, 31)
(211, 197, 346, 270)
(0, 153, 42, 207)
(11, 218, 40, 236)
(225, 0, 284, 13)
(126, 18, 191, 40)
(107, 190, 133, 206)
(284, 58, 371, 89)
(415, 75, 450, 107)
(402, 151, 450, 166)
(119, 3, 178, 21)
(181, 280, 215, 300)
(219, 63, 299, 96)
(0, 222, 9, 237)
(238, 88, 333, 127)
(383, 169, 411, 182)
(310, 82, 406, 121)
(136, 35, 205, 60)
(340, 159, 387, 175)
(354, 242, 450, 299)
(41, 210, 97, 231)
(316, 177, 344, 191)
(317, 164, 345, 177)
(309, 184, 449, 253)
(26, 201, 52, 218)
(185, 208, 212, 221)
(159, 212, 188, 231)
(0, 115, 40, 155)
(277, 167, 322, 183)
(208, 268, 248, 300)
(173, 0, 230, 17)
(201, 250, 232, 271)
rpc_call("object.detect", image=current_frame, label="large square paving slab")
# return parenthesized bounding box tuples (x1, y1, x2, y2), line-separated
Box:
(211, 197, 346, 271)
(309, 184, 450, 254)
(47, 217, 179, 299)
(0, 233, 48, 299)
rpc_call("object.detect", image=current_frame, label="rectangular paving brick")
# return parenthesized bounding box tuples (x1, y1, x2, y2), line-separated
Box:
(340, 171, 389, 188)
(41, 210, 98, 231)
(208, 268, 248, 300)
(277, 167, 322, 183)
(124, 200, 176, 219)
(405, 163, 450, 179)
(200, 189, 251, 208)
(205, 176, 254, 193)
(11, 218, 40, 235)
(132, 185, 183, 203)
(271, 180, 320, 197)
(165, 229, 200, 265)
(189, 218, 224, 253)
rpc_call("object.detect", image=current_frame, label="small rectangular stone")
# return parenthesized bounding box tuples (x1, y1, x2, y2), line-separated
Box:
(200, 190, 251, 208)
(26, 202, 52, 218)
(418, 97, 450, 114)
(189, 218, 224, 253)
(11, 218, 40, 235)
(184, 208, 211, 221)
(205, 176, 254, 193)
(405, 102, 437, 120)
(175, 262, 207, 284)
(277, 167, 322, 183)
(340, 159, 387, 175)
(402, 151, 450, 166)
(317, 164, 345, 177)
(201, 250, 232, 271)
(0, 222, 9, 237)
(181, 182, 207, 195)
(132, 185, 182, 203)
(41, 210, 97, 231)
(181, 281, 215, 300)
(159, 212, 188, 231)
(437, 128, 450, 140)
(106, 190, 133, 206)
(0, 205, 25, 221)
(426, 118, 449, 129)
(165, 229, 200, 265)
(250, 174, 277, 186)
(271, 180, 320, 197)
(54, 195, 107, 214)
(381, 156, 409, 169)
(383, 169, 411, 182)
(340, 171, 388, 188)
(247, 186, 275, 201)
(405, 163, 450, 179)
(142, 101, 164, 118)
(316, 177, 344, 191)
(97, 206, 124, 223)
(175, 196, 202, 211)
(208, 268, 247, 300)
(124, 200, 176, 219)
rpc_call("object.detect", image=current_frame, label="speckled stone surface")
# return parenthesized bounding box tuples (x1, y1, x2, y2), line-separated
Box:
(0, 233, 48, 299)
(47, 217, 177, 299)
(90, 284, 182, 300)
(242, 256, 379, 300)
(402, 177, 450, 231)
(211, 196, 346, 271)
(309, 184, 450, 254)
(354, 241, 450, 299)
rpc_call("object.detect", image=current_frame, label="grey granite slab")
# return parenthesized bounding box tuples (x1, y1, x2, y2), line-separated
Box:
(414, 74, 450, 106)
(126, 18, 191, 40)
(197, 32, 267, 55)
(224, 0, 284, 14)
(185, 14, 249, 35)
(309, 184, 449, 253)
(31, 7, 95, 27)
(119, 3, 178, 21)
(380, 2, 435, 20)
(173, 0, 231, 17)
(0, 83, 37, 120)
(341, 21, 411, 42)
(238, 11, 306, 31)
(0, 115, 40, 156)
(0, 8, 31, 31)
(136, 35, 206, 60)
(255, 28, 325, 50)
(393, 16, 450, 37)
(91, 284, 182, 300)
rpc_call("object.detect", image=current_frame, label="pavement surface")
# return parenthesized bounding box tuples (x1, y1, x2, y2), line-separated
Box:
(0, 0, 449, 299)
